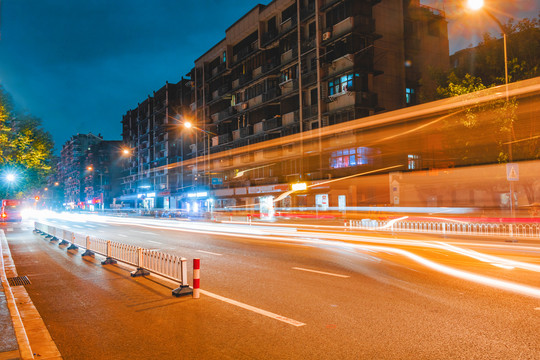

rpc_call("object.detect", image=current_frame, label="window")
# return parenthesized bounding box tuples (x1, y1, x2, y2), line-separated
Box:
(328, 73, 354, 96)
(406, 88, 415, 105)
(330, 147, 374, 169)
(222, 51, 226, 63)
(280, 65, 297, 83)
(408, 154, 420, 170)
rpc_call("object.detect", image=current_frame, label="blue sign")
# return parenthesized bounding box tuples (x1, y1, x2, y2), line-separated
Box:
(211, 178, 223, 185)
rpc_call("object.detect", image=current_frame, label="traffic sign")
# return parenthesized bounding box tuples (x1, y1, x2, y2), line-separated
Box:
(506, 163, 519, 181)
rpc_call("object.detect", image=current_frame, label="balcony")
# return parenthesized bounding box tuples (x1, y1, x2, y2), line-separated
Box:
(218, 84, 232, 96)
(279, 78, 298, 95)
(301, 104, 319, 119)
(262, 87, 281, 102)
(239, 125, 252, 138)
(301, 38, 315, 54)
(282, 111, 299, 126)
(262, 58, 280, 73)
(280, 16, 297, 36)
(332, 17, 354, 39)
(261, 31, 279, 47)
(239, 72, 253, 86)
(263, 117, 282, 131)
(233, 40, 259, 64)
(300, 4, 315, 21)
(301, 70, 317, 86)
(280, 47, 298, 64)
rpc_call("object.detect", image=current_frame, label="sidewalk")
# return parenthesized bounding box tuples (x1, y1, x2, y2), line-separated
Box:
(0, 228, 62, 360)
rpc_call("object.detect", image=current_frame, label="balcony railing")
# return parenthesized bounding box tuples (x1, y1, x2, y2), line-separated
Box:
(263, 117, 282, 131)
(261, 31, 279, 47)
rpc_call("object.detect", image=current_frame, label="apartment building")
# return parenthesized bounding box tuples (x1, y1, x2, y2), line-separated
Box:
(60, 133, 104, 207)
(120, 0, 449, 211)
(188, 0, 449, 209)
(120, 79, 192, 209)
(82, 140, 123, 209)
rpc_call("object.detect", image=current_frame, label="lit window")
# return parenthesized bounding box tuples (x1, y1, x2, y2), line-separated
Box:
(408, 154, 420, 170)
(406, 88, 415, 105)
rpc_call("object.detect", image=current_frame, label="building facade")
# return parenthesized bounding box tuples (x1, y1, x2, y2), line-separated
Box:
(60, 133, 104, 208)
(82, 140, 123, 209)
(120, 0, 450, 211)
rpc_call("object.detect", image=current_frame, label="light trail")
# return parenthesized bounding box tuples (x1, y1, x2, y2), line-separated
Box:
(37, 212, 540, 299)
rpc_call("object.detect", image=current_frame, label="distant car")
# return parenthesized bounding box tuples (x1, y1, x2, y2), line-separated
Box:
(1, 199, 23, 222)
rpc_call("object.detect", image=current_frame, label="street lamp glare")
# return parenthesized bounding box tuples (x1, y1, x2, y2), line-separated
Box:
(87, 166, 93, 171)
(184, 121, 192, 129)
(467, 0, 483, 11)
(6, 173, 16, 182)
(122, 148, 130, 155)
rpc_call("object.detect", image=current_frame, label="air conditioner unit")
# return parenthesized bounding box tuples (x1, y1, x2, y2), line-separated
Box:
(322, 31, 331, 41)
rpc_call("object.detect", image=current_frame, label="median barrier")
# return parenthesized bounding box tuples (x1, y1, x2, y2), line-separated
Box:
(33, 221, 198, 298)
(348, 218, 540, 239)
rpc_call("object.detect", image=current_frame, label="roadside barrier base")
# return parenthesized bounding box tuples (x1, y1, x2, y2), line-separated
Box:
(67, 244, 78, 251)
(50, 237, 58, 242)
(172, 285, 193, 297)
(130, 268, 150, 277)
(101, 257, 117, 265)
(59, 240, 70, 246)
(81, 249, 95, 257)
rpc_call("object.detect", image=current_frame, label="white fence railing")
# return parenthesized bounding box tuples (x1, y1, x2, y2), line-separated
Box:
(34, 221, 195, 297)
(348, 219, 540, 239)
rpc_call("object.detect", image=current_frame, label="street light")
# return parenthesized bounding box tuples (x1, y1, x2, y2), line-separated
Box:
(467, 0, 514, 219)
(4, 172, 17, 198)
(466, 0, 508, 100)
(87, 166, 104, 212)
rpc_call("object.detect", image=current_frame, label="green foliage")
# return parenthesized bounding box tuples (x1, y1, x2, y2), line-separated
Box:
(0, 86, 54, 199)
(441, 15, 540, 90)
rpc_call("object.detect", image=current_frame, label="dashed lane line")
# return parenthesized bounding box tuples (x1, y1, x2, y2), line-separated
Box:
(197, 250, 223, 256)
(200, 289, 305, 327)
(292, 267, 350, 278)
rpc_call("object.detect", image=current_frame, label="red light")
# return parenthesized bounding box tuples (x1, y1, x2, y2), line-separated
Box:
(35, 196, 40, 201)
(1, 213, 7, 218)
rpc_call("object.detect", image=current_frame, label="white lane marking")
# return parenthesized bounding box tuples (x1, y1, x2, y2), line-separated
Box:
(292, 267, 350, 278)
(85, 225, 96, 228)
(6, 228, 13, 232)
(72, 225, 83, 229)
(535, 307, 540, 311)
(136, 231, 156, 235)
(147, 240, 162, 244)
(117, 234, 128, 238)
(197, 250, 222, 256)
(200, 289, 305, 327)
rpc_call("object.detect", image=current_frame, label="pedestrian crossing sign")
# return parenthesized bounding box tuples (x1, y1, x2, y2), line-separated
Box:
(506, 163, 519, 181)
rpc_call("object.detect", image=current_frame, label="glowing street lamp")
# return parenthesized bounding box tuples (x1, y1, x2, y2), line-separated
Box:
(466, 0, 483, 11)
(6, 173, 16, 183)
(466, 0, 508, 99)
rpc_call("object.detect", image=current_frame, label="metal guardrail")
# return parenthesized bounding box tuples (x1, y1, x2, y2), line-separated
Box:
(348, 219, 540, 239)
(34, 222, 196, 297)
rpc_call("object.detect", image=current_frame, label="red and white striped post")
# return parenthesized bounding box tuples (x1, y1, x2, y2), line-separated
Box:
(193, 258, 200, 299)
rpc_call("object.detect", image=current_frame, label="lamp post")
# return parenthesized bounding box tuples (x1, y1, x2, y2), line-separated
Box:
(183, 120, 215, 188)
(467, 0, 514, 218)
(87, 166, 104, 212)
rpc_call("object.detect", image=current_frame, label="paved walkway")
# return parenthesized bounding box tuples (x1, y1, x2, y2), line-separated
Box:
(0, 227, 62, 360)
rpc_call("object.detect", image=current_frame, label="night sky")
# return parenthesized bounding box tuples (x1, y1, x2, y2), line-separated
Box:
(0, 0, 537, 153)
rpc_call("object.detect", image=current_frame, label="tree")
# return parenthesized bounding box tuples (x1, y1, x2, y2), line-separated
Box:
(447, 15, 539, 88)
(0, 86, 55, 199)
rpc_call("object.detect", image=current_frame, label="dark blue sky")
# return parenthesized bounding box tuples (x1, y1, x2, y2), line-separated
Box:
(0, 0, 537, 153)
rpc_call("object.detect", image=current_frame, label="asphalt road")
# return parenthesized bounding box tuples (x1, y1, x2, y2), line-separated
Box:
(4, 214, 540, 359)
